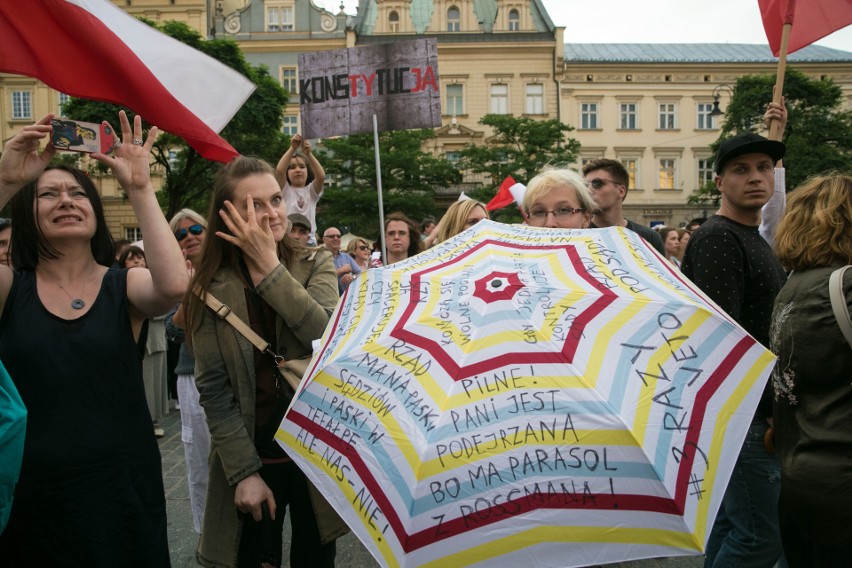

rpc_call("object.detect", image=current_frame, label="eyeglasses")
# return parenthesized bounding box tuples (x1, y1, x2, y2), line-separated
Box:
(174, 224, 204, 242)
(323, 234, 341, 239)
(357, 245, 369, 251)
(527, 207, 586, 222)
(387, 230, 408, 238)
(587, 178, 622, 190)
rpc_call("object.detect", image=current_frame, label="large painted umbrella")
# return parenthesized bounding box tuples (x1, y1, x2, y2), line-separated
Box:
(277, 220, 775, 568)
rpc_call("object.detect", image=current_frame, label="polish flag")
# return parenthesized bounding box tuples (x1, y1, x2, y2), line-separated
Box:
(0, 0, 256, 163)
(758, 0, 852, 56)
(486, 176, 517, 210)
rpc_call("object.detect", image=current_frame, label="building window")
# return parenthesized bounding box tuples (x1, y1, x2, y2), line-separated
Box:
(580, 102, 598, 129)
(445, 151, 461, 163)
(696, 103, 715, 130)
(282, 114, 299, 136)
(658, 159, 676, 189)
(125, 227, 142, 242)
(619, 103, 637, 130)
(508, 9, 519, 31)
(11, 91, 32, 120)
(281, 66, 298, 95)
(58, 93, 71, 116)
(490, 84, 508, 115)
(525, 84, 544, 115)
(658, 103, 677, 130)
(446, 84, 464, 115)
(621, 158, 639, 189)
(447, 6, 460, 31)
(698, 158, 714, 188)
(389, 10, 399, 33)
(267, 4, 294, 31)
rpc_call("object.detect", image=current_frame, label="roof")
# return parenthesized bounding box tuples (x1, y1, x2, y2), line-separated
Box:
(564, 43, 852, 63)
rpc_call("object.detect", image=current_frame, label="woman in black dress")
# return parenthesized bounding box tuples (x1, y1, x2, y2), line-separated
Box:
(0, 112, 188, 566)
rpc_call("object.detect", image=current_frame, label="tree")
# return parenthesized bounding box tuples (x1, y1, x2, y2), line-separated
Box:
(314, 129, 460, 238)
(689, 69, 852, 205)
(459, 114, 581, 222)
(63, 20, 289, 217)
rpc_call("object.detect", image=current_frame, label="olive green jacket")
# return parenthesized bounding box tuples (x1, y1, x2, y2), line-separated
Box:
(191, 248, 348, 567)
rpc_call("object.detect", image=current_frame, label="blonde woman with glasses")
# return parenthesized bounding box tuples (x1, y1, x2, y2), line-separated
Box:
(523, 167, 596, 229)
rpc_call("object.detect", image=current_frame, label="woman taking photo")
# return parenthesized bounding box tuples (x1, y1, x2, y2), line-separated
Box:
(187, 156, 346, 568)
(0, 112, 187, 565)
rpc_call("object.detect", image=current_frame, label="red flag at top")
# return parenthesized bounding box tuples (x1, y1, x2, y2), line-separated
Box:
(487, 176, 517, 211)
(0, 0, 256, 163)
(758, 0, 852, 57)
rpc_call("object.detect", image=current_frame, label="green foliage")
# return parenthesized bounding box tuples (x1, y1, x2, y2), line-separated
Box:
(458, 114, 580, 222)
(694, 69, 852, 203)
(62, 20, 289, 218)
(314, 129, 460, 238)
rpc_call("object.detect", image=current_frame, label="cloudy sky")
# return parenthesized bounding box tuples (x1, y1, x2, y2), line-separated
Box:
(315, 0, 851, 51)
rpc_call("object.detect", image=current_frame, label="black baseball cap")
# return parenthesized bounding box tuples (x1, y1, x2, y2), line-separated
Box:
(715, 133, 785, 174)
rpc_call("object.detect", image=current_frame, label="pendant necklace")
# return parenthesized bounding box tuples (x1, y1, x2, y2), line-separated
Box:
(45, 264, 96, 310)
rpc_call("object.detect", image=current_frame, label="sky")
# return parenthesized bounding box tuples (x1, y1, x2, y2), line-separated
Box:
(315, 0, 852, 52)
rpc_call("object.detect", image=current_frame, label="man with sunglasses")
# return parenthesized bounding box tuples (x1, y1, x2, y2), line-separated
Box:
(581, 159, 665, 256)
(322, 227, 361, 295)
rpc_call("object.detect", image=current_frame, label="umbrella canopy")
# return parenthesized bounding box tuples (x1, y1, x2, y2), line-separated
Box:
(277, 220, 775, 568)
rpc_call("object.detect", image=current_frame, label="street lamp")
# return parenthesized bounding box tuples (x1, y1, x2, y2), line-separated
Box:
(709, 84, 734, 118)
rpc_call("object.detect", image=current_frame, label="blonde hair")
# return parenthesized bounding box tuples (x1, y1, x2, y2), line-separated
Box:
(346, 237, 371, 256)
(774, 172, 852, 271)
(169, 208, 206, 232)
(435, 200, 489, 244)
(524, 167, 597, 215)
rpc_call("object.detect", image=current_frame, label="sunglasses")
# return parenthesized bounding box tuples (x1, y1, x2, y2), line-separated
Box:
(587, 178, 621, 190)
(357, 245, 369, 251)
(174, 224, 204, 242)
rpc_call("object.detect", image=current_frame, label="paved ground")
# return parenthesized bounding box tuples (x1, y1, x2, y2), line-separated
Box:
(158, 408, 703, 568)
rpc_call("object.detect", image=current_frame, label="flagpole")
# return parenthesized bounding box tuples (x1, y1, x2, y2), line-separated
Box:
(769, 23, 792, 141)
(373, 114, 387, 262)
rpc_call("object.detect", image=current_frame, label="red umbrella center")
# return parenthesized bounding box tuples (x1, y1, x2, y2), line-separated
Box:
(473, 271, 525, 303)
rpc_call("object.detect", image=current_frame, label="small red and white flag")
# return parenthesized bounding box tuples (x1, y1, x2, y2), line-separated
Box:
(486, 176, 527, 211)
(0, 0, 256, 162)
(758, 0, 852, 57)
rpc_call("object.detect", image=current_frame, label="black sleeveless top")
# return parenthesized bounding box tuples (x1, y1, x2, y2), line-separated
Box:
(0, 269, 170, 567)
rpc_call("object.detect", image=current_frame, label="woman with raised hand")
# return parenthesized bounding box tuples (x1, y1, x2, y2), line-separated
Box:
(0, 111, 187, 565)
(186, 156, 346, 568)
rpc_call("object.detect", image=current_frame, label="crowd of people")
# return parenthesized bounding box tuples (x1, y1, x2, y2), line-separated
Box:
(0, 97, 848, 568)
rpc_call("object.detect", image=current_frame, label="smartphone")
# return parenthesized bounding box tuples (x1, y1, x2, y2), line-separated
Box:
(50, 119, 117, 154)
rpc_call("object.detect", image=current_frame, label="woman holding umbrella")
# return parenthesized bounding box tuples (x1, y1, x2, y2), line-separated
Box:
(0, 111, 187, 564)
(186, 156, 346, 568)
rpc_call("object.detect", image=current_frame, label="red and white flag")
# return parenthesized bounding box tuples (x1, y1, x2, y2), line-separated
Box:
(486, 176, 526, 211)
(0, 0, 256, 162)
(758, 0, 852, 56)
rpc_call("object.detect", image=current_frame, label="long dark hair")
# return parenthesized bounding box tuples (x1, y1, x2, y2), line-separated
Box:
(385, 212, 422, 258)
(10, 165, 114, 270)
(187, 156, 304, 333)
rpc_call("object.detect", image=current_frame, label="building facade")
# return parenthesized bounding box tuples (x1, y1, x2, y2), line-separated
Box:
(561, 43, 852, 227)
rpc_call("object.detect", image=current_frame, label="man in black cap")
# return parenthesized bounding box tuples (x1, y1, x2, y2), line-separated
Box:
(682, 132, 787, 568)
(288, 213, 313, 246)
